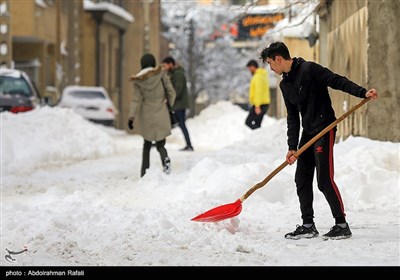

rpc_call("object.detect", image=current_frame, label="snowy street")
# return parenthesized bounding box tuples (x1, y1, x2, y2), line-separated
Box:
(1, 102, 399, 266)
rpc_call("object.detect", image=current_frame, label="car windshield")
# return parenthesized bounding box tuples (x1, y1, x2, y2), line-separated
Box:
(68, 90, 106, 99)
(0, 76, 32, 96)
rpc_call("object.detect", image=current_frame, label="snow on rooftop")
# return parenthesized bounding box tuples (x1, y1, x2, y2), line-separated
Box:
(35, 0, 47, 8)
(275, 17, 316, 38)
(267, 1, 320, 38)
(0, 67, 23, 78)
(84, 0, 134, 23)
(245, 4, 283, 14)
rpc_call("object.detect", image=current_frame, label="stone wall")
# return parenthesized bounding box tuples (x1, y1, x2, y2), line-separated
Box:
(366, 0, 400, 141)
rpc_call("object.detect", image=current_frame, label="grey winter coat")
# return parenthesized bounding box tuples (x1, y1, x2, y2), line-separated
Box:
(129, 66, 176, 141)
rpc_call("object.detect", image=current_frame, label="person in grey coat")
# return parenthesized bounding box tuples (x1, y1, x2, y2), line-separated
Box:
(128, 53, 176, 177)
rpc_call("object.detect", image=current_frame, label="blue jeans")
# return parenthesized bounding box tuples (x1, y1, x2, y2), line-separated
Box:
(175, 109, 192, 147)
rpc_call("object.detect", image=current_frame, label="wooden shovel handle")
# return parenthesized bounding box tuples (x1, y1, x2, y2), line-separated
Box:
(240, 97, 371, 202)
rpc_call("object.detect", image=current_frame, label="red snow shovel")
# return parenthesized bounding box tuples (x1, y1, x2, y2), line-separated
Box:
(191, 97, 371, 222)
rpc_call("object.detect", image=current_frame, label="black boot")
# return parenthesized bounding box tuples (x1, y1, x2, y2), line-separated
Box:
(163, 157, 171, 174)
(180, 146, 194, 151)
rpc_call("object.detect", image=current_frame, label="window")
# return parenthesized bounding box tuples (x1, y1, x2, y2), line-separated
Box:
(68, 90, 106, 99)
(0, 76, 32, 96)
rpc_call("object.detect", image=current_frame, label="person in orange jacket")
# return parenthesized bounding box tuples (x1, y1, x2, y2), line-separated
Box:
(245, 60, 271, 129)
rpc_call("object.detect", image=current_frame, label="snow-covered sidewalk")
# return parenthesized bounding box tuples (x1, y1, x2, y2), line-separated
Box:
(1, 102, 399, 266)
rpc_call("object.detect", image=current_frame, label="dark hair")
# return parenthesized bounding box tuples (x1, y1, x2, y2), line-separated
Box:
(140, 53, 156, 69)
(246, 59, 258, 68)
(162, 56, 175, 65)
(260, 41, 291, 62)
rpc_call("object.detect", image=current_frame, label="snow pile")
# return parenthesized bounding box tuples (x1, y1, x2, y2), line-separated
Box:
(1, 101, 399, 266)
(169, 101, 251, 150)
(83, 0, 134, 22)
(334, 137, 400, 209)
(1, 107, 116, 175)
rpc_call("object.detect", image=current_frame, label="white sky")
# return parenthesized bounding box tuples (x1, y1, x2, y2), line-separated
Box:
(1, 102, 399, 266)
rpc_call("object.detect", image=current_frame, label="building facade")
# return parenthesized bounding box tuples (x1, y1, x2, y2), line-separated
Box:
(1, 0, 83, 104)
(318, 0, 400, 142)
(268, 0, 399, 142)
(1, 0, 163, 130)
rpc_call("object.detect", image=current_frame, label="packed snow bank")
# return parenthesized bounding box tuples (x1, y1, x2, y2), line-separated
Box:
(1, 107, 126, 175)
(169, 101, 252, 150)
(168, 101, 279, 151)
(1, 102, 249, 176)
(1, 101, 399, 266)
(334, 136, 400, 209)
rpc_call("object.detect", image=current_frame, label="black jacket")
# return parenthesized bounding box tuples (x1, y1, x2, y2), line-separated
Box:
(280, 57, 367, 150)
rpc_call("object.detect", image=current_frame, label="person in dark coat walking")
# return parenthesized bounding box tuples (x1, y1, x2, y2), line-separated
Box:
(162, 56, 194, 151)
(260, 42, 377, 240)
(128, 53, 176, 177)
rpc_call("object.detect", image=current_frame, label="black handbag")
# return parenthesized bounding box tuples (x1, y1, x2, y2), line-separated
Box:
(161, 77, 179, 127)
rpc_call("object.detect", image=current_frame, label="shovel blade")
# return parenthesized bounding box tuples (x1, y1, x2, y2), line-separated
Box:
(191, 199, 242, 222)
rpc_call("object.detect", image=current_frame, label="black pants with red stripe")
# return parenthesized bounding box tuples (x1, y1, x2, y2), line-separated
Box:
(295, 128, 346, 225)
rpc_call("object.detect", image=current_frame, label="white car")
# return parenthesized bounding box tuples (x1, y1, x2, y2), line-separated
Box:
(58, 86, 118, 126)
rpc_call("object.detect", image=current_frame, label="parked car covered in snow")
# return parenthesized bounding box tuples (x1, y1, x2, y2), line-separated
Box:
(58, 86, 118, 126)
(0, 67, 41, 113)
